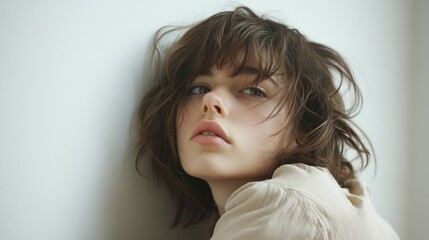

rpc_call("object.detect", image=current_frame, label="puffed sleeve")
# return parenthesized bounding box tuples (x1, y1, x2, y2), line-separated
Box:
(211, 182, 333, 240)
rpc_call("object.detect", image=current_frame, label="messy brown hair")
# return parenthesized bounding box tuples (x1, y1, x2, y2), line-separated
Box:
(135, 6, 372, 228)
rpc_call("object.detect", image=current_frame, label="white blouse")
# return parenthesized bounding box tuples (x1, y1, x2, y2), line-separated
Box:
(211, 163, 399, 240)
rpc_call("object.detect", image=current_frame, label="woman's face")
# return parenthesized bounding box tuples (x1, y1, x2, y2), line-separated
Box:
(176, 64, 287, 183)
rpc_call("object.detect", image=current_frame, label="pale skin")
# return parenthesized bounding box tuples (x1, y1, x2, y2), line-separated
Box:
(177, 64, 287, 215)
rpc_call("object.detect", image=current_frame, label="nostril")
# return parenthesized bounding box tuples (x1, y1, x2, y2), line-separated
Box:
(202, 105, 208, 113)
(214, 105, 221, 114)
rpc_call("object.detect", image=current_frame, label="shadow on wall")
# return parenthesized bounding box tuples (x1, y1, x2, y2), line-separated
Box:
(105, 152, 212, 240)
(103, 45, 212, 240)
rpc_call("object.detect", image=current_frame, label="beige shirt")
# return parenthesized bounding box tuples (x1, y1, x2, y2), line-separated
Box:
(211, 164, 399, 240)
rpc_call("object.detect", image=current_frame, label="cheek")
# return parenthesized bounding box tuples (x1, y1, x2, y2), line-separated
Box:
(176, 104, 198, 144)
(238, 117, 283, 150)
(248, 100, 279, 119)
(177, 98, 200, 122)
(255, 115, 288, 151)
(176, 102, 193, 129)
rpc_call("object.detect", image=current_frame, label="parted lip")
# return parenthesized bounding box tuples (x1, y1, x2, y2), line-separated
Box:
(191, 120, 231, 143)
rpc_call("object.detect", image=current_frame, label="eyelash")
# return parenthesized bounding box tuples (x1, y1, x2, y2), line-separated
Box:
(242, 86, 266, 97)
(189, 85, 267, 98)
(190, 85, 210, 95)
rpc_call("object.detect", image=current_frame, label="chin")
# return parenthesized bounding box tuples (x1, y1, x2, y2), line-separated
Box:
(183, 162, 229, 181)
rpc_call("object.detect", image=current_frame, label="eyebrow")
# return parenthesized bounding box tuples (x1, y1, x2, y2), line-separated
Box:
(206, 66, 280, 87)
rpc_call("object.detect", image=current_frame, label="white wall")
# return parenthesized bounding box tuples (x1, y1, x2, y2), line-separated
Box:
(0, 0, 415, 239)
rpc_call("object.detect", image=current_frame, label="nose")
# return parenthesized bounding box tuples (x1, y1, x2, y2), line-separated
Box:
(201, 90, 229, 117)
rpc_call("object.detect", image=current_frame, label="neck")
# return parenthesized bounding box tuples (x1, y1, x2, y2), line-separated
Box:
(207, 180, 247, 216)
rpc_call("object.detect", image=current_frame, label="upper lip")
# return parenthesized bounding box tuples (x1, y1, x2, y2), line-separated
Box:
(191, 120, 231, 143)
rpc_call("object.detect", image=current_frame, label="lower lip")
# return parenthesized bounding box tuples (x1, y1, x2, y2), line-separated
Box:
(192, 135, 228, 145)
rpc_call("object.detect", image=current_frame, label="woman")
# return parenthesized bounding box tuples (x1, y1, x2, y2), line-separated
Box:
(136, 6, 399, 239)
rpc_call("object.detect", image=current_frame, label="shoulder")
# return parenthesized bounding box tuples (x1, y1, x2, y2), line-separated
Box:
(212, 164, 400, 240)
(229, 163, 348, 210)
(269, 163, 339, 191)
(227, 163, 340, 211)
(212, 164, 335, 240)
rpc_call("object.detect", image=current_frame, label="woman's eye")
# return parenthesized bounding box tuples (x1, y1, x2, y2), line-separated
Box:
(242, 87, 266, 97)
(190, 85, 210, 95)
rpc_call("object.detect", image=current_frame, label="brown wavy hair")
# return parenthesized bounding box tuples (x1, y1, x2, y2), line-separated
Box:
(135, 6, 372, 228)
